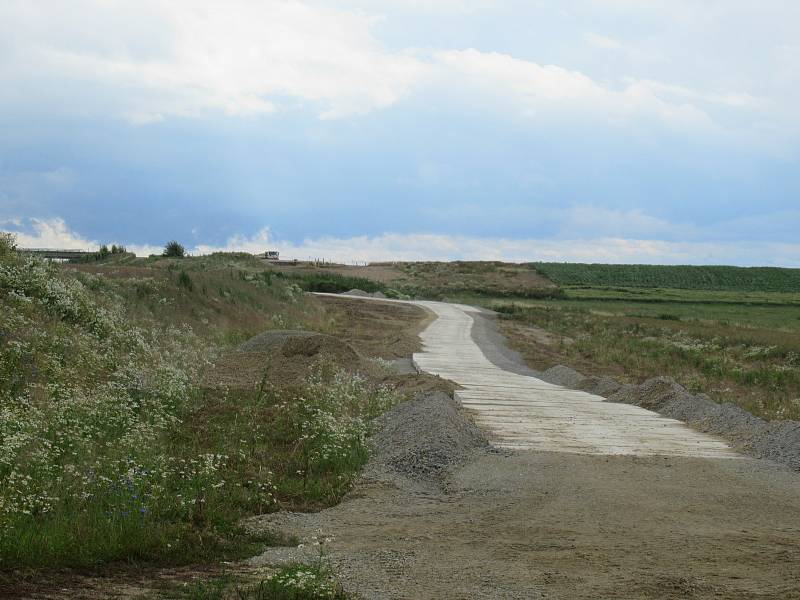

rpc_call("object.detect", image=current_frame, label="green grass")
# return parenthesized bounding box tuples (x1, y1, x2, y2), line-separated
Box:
(532, 262, 800, 292)
(490, 296, 800, 331)
(562, 286, 800, 306)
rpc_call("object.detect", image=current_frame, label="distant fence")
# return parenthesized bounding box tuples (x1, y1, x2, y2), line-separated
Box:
(19, 248, 96, 260)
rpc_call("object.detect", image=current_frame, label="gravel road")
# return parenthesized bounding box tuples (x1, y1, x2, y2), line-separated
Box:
(246, 296, 800, 599)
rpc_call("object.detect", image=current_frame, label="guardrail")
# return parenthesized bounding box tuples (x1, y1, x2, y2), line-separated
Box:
(18, 248, 96, 259)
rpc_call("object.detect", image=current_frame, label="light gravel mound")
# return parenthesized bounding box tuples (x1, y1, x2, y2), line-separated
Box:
(366, 391, 491, 482)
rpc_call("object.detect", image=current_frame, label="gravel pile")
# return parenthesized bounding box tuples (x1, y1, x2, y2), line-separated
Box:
(237, 329, 317, 352)
(539, 364, 800, 471)
(366, 391, 491, 482)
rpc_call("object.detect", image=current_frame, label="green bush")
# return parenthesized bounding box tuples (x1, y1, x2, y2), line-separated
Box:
(164, 240, 187, 258)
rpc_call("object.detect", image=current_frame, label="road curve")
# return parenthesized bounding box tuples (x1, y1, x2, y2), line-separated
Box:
(412, 300, 738, 457)
(319, 294, 739, 458)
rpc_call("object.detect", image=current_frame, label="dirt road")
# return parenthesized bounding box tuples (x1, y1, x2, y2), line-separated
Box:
(252, 296, 800, 599)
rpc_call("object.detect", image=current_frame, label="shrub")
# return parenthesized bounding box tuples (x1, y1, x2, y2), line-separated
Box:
(163, 240, 187, 258)
(0, 232, 17, 257)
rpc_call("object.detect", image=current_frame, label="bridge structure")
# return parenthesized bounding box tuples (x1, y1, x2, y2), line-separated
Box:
(18, 248, 97, 260)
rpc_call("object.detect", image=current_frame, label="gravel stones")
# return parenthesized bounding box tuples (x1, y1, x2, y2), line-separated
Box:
(367, 391, 491, 482)
(237, 329, 318, 352)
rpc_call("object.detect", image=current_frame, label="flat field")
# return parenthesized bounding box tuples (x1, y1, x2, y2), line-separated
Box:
(532, 262, 800, 292)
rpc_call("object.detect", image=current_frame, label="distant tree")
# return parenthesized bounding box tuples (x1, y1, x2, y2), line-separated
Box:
(98, 244, 110, 259)
(163, 240, 186, 258)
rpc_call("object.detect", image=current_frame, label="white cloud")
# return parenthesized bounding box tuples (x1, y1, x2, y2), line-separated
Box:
(585, 33, 625, 50)
(4, 218, 98, 251)
(5, 218, 799, 266)
(0, 1, 767, 131)
(0, 0, 426, 121)
(432, 49, 717, 128)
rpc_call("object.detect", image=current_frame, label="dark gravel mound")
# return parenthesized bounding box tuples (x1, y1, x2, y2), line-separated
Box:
(368, 392, 490, 481)
(540, 365, 622, 396)
(610, 376, 800, 471)
(238, 329, 318, 352)
(542, 364, 800, 471)
(281, 334, 360, 363)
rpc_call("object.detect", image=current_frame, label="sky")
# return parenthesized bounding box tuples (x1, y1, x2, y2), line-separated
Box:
(1, 0, 799, 265)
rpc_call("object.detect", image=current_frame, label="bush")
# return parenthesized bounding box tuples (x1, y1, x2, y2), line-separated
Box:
(163, 240, 186, 258)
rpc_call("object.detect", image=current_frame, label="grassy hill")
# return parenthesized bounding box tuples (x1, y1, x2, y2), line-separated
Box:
(0, 239, 428, 596)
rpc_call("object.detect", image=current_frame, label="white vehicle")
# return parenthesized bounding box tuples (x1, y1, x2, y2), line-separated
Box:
(264, 250, 280, 260)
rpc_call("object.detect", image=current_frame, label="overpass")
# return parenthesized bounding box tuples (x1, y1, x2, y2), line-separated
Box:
(18, 248, 97, 260)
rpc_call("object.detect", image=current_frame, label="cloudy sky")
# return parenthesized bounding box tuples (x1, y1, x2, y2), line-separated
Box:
(1, 0, 799, 264)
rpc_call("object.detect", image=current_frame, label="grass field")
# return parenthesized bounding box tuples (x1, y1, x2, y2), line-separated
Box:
(532, 262, 800, 292)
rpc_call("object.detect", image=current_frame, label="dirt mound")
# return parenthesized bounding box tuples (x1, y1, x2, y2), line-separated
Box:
(540, 364, 800, 471)
(345, 288, 371, 297)
(237, 329, 317, 352)
(366, 392, 491, 482)
(209, 330, 364, 390)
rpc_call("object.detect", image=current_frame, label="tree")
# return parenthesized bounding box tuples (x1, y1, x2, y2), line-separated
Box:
(98, 244, 110, 259)
(163, 240, 186, 258)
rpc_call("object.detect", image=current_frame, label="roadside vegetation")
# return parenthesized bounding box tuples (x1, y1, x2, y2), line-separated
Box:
(154, 562, 345, 600)
(0, 234, 399, 597)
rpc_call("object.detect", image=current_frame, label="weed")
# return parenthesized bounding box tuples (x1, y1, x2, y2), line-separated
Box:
(179, 270, 194, 291)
